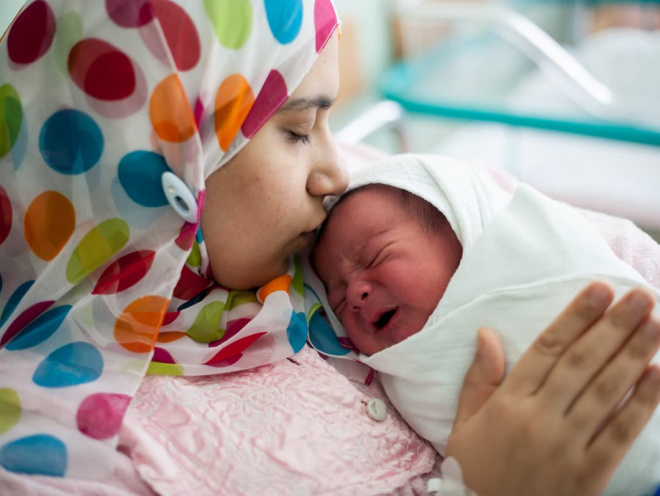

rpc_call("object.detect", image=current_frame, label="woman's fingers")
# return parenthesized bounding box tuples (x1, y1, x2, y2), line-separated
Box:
(538, 288, 656, 414)
(567, 316, 660, 440)
(453, 327, 506, 431)
(586, 365, 660, 485)
(503, 281, 614, 396)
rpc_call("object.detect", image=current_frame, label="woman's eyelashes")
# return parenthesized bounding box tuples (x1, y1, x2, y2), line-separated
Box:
(287, 130, 310, 144)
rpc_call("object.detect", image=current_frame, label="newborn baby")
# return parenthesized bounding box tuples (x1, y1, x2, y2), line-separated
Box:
(310, 153, 660, 496)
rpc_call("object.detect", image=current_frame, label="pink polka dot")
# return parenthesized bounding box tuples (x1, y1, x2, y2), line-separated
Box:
(7, 0, 55, 65)
(0, 185, 11, 246)
(314, 0, 338, 53)
(76, 393, 131, 440)
(68, 39, 136, 101)
(152, 0, 201, 71)
(105, 0, 154, 27)
(152, 347, 176, 364)
(0, 301, 54, 348)
(241, 70, 287, 139)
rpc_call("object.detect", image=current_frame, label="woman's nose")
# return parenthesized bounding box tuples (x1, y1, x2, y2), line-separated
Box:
(346, 279, 371, 311)
(307, 134, 349, 197)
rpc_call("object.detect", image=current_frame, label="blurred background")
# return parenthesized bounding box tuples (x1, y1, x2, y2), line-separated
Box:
(2, 0, 659, 238)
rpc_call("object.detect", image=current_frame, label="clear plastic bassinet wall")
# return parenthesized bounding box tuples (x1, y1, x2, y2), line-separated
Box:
(335, 0, 660, 237)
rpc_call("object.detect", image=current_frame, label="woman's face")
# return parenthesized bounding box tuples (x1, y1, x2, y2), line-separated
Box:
(201, 35, 347, 290)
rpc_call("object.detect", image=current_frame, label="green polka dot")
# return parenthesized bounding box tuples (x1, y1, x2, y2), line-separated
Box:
(0, 388, 21, 435)
(186, 241, 201, 268)
(292, 256, 304, 296)
(54, 12, 83, 75)
(186, 301, 225, 342)
(0, 84, 23, 159)
(204, 0, 252, 50)
(67, 218, 130, 284)
(146, 362, 183, 376)
(226, 290, 257, 310)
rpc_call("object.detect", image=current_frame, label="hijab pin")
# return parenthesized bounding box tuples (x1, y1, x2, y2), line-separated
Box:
(162, 171, 198, 224)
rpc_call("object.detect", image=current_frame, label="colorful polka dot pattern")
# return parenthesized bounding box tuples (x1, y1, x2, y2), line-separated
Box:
(0, 0, 338, 480)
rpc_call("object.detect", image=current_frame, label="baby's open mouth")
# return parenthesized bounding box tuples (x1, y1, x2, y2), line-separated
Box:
(373, 308, 397, 331)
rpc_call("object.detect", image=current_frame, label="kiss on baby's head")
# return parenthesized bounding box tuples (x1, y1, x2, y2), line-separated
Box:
(312, 183, 463, 356)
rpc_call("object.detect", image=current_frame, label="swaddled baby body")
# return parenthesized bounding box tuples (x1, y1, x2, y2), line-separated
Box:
(311, 154, 660, 496)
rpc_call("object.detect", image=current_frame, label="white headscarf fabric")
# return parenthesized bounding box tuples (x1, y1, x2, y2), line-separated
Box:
(0, 0, 338, 479)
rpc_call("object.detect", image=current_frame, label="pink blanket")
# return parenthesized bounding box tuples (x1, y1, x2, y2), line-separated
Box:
(2, 153, 658, 496)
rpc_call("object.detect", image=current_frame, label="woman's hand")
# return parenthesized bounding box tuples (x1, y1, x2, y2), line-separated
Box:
(446, 281, 660, 496)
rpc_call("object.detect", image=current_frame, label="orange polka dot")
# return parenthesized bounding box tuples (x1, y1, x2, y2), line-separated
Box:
(257, 274, 292, 302)
(156, 331, 187, 343)
(150, 74, 197, 142)
(214, 74, 254, 151)
(24, 191, 75, 261)
(114, 296, 169, 353)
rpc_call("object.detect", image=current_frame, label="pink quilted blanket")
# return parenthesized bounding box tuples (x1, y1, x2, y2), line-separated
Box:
(1, 152, 658, 496)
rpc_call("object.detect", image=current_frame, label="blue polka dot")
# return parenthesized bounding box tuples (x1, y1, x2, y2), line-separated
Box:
(6, 305, 71, 351)
(264, 0, 303, 44)
(286, 310, 307, 353)
(0, 434, 67, 476)
(0, 280, 33, 328)
(110, 178, 166, 229)
(33, 342, 104, 388)
(118, 151, 170, 207)
(308, 308, 349, 356)
(39, 109, 103, 175)
(196, 226, 204, 244)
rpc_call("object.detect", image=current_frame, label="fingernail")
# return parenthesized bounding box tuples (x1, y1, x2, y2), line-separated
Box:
(642, 319, 660, 339)
(586, 283, 610, 304)
(629, 290, 652, 311)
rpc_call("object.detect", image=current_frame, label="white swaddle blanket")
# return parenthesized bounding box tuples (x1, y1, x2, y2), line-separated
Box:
(341, 154, 660, 496)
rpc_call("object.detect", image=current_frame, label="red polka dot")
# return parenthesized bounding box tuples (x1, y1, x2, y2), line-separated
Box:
(204, 332, 266, 367)
(152, 0, 201, 71)
(7, 0, 56, 65)
(152, 347, 176, 364)
(173, 265, 210, 301)
(105, 0, 154, 27)
(92, 250, 156, 295)
(241, 70, 287, 139)
(0, 185, 12, 246)
(68, 39, 136, 101)
(0, 301, 54, 348)
(77, 393, 131, 440)
(314, 0, 338, 53)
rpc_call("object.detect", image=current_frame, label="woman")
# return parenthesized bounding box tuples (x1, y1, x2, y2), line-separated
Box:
(0, 1, 658, 494)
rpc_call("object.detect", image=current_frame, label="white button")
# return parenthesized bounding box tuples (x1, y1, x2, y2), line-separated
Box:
(162, 172, 198, 224)
(365, 398, 387, 422)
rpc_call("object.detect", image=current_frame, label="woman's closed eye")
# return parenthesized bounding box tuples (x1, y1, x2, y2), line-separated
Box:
(287, 130, 310, 144)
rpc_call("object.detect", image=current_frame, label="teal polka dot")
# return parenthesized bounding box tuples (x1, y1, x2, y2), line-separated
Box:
(33, 342, 104, 388)
(118, 151, 170, 207)
(286, 311, 307, 353)
(0, 434, 67, 477)
(6, 305, 71, 351)
(265, 0, 303, 44)
(0, 280, 33, 328)
(308, 307, 349, 356)
(39, 109, 103, 175)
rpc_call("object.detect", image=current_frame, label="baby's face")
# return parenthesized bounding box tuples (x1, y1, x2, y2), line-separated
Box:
(312, 187, 462, 355)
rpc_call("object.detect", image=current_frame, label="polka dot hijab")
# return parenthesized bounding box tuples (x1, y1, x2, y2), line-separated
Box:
(0, 0, 338, 479)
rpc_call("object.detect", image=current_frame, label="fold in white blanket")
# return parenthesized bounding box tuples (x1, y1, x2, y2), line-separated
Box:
(340, 154, 660, 496)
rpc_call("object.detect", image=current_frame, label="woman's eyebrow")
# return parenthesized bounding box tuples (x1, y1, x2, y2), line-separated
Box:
(279, 95, 335, 113)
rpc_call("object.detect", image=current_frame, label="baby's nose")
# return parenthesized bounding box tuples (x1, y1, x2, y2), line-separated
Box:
(346, 280, 371, 310)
